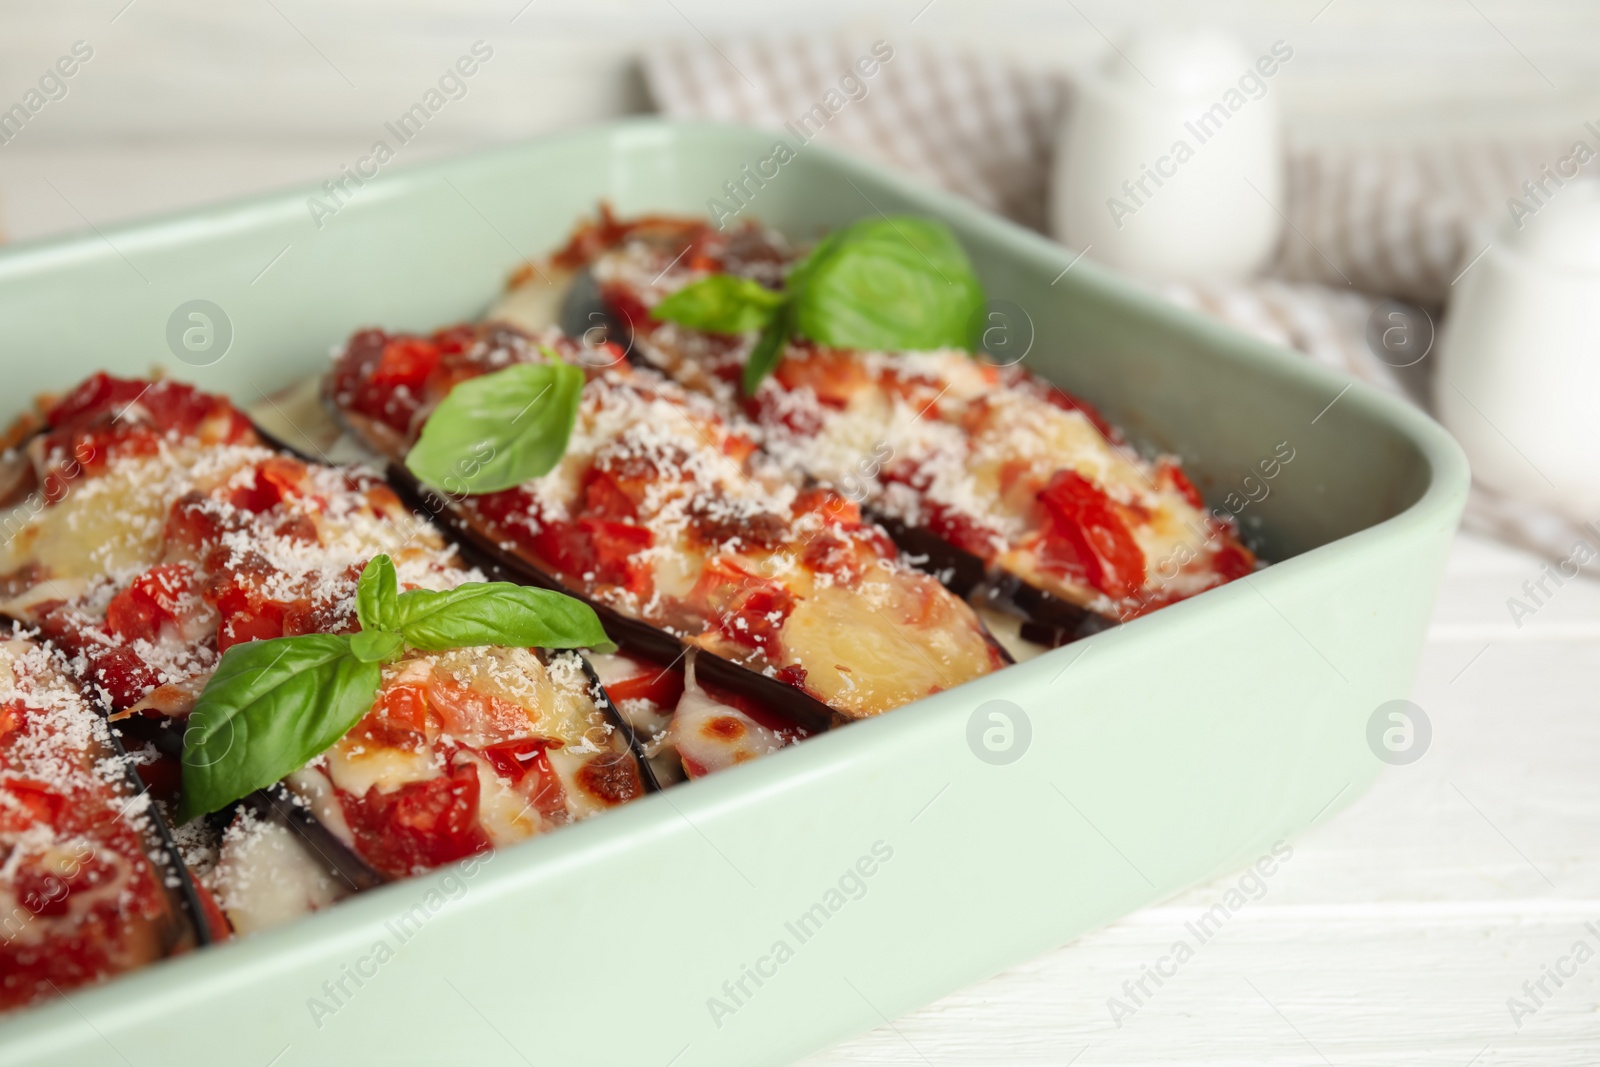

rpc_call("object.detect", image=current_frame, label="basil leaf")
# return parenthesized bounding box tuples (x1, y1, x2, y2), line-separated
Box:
(389, 582, 615, 653)
(356, 554, 398, 632)
(742, 302, 793, 396)
(179, 635, 380, 821)
(404, 361, 586, 495)
(350, 629, 405, 664)
(650, 274, 786, 335)
(790, 217, 984, 352)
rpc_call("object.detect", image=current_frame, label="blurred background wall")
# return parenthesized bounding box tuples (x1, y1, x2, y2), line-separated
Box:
(1, 0, 1598, 243)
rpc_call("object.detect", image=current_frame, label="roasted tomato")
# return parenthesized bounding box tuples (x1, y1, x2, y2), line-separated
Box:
(340, 762, 492, 879)
(1036, 470, 1146, 601)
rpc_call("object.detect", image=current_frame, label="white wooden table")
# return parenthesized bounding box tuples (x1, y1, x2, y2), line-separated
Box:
(2, 4, 1597, 1062)
(807, 529, 1600, 1066)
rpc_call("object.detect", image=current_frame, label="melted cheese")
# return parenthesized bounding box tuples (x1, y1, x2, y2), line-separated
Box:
(666, 655, 786, 777)
(211, 809, 348, 935)
(324, 740, 442, 799)
(11, 445, 263, 580)
(456, 750, 548, 845)
(777, 574, 993, 716)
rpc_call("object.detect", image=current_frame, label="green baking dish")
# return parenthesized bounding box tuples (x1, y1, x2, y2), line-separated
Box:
(0, 120, 1466, 1066)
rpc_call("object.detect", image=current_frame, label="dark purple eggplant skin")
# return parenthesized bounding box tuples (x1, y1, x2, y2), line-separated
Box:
(246, 785, 389, 892)
(869, 511, 1117, 648)
(100, 711, 216, 949)
(578, 655, 662, 794)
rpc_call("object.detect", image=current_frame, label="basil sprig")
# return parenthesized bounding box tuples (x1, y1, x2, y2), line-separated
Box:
(649, 216, 986, 394)
(179, 554, 613, 821)
(404, 355, 585, 495)
(650, 274, 786, 334)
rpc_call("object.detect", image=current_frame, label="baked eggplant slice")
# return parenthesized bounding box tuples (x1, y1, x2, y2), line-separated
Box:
(327, 324, 1009, 729)
(276, 644, 646, 881)
(1, 375, 650, 898)
(0, 635, 206, 1011)
(496, 210, 1257, 644)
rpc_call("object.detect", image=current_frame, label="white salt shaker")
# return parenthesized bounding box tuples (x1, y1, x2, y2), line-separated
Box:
(1051, 28, 1288, 281)
(1436, 179, 1600, 518)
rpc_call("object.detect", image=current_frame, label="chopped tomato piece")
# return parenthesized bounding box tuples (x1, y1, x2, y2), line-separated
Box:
(45, 373, 152, 429)
(581, 467, 638, 521)
(722, 585, 793, 655)
(774, 663, 808, 692)
(217, 602, 286, 652)
(162, 495, 214, 555)
(374, 683, 430, 735)
(41, 375, 254, 478)
(0, 702, 21, 746)
(603, 667, 685, 710)
(751, 386, 824, 436)
(1158, 462, 1206, 510)
(527, 519, 595, 585)
(773, 349, 870, 408)
(424, 674, 532, 746)
(579, 517, 653, 591)
(104, 563, 196, 644)
(226, 456, 310, 514)
(330, 330, 429, 434)
(0, 780, 65, 832)
(480, 737, 558, 786)
(926, 504, 1002, 562)
(1210, 537, 1256, 581)
(370, 337, 442, 390)
(1037, 470, 1147, 600)
(347, 683, 433, 752)
(794, 487, 860, 527)
(340, 762, 491, 878)
(522, 749, 569, 820)
(692, 561, 795, 655)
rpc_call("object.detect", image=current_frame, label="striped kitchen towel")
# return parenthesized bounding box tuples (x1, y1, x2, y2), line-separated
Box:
(644, 35, 1599, 570)
(645, 36, 1569, 306)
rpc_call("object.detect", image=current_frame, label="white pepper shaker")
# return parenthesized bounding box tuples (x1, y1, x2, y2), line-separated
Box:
(1051, 28, 1288, 281)
(1436, 179, 1600, 518)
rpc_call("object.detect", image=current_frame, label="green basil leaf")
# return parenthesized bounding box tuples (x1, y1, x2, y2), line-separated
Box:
(784, 229, 843, 297)
(789, 216, 984, 352)
(742, 302, 793, 396)
(349, 629, 405, 664)
(356, 554, 398, 632)
(650, 274, 786, 335)
(404, 361, 586, 495)
(179, 634, 380, 821)
(389, 582, 615, 653)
